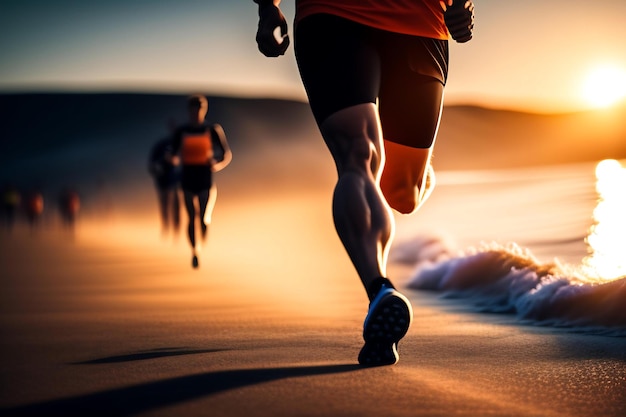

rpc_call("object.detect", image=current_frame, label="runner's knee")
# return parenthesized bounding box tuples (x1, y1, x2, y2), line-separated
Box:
(380, 141, 431, 214)
(382, 183, 419, 214)
(320, 103, 383, 175)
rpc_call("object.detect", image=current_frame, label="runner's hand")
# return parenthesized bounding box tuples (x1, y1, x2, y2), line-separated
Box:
(255, 4, 290, 57)
(443, 0, 474, 43)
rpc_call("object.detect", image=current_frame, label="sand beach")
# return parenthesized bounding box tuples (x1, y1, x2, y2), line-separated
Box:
(1, 93, 625, 416)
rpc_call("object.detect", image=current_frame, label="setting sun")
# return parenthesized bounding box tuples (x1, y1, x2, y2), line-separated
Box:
(581, 65, 626, 108)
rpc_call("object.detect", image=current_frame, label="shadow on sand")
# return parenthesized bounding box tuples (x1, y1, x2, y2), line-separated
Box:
(71, 347, 227, 364)
(2, 351, 361, 416)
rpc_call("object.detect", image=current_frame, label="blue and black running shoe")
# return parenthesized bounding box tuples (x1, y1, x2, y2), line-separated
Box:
(358, 285, 413, 366)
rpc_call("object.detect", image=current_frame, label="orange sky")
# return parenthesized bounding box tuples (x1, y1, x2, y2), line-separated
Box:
(1, 1, 626, 113)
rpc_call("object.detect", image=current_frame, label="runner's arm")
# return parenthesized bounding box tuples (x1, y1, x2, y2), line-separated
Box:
(211, 124, 232, 172)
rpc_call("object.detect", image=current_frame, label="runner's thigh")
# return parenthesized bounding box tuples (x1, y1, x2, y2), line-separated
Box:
(378, 35, 448, 148)
(295, 14, 380, 126)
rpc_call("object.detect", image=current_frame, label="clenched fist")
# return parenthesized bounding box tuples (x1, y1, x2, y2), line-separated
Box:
(255, 3, 290, 57)
(443, 0, 474, 43)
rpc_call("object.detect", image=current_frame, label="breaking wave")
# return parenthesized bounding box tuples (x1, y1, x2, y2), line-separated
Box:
(396, 235, 626, 336)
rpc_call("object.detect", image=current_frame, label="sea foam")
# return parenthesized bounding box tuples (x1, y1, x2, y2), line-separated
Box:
(397, 236, 626, 336)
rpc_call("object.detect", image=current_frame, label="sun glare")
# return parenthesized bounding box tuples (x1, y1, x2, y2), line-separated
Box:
(582, 65, 626, 109)
(582, 159, 626, 280)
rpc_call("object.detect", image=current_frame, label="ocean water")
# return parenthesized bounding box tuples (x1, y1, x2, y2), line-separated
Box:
(392, 159, 626, 336)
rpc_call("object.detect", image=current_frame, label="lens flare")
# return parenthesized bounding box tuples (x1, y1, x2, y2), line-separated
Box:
(582, 159, 626, 280)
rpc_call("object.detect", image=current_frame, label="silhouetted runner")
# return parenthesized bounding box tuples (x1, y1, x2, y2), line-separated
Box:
(253, 0, 474, 366)
(24, 190, 44, 230)
(149, 119, 181, 236)
(58, 187, 80, 231)
(171, 95, 232, 269)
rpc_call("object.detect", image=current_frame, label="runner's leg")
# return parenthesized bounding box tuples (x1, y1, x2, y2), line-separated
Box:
(295, 15, 393, 295)
(157, 187, 168, 232)
(172, 187, 181, 232)
(203, 184, 217, 226)
(183, 191, 197, 250)
(295, 14, 414, 366)
(319, 103, 393, 293)
(197, 188, 210, 240)
(379, 78, 445, 214)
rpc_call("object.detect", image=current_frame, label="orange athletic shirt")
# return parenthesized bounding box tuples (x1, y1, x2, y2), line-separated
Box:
(181, 133, 213, 165)
(295, 0, 450, 40)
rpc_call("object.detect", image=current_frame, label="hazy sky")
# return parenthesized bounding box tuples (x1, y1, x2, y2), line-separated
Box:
(2, 0, 626, 113)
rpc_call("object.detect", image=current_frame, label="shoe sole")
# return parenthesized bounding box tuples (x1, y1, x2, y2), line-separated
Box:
(358, 289, 413, 367)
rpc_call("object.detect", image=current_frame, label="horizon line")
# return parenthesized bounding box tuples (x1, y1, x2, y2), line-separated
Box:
(1, 87, 623, 117)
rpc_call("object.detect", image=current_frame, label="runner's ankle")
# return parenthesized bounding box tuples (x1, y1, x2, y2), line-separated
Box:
(366, 277, 395, 301)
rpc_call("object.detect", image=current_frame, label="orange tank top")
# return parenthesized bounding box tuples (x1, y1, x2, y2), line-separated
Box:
(181, 132, 213, 165)
(295, 0, 450, 40)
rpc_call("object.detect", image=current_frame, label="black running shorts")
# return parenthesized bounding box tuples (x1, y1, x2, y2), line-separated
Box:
(181, 165, 212, 194)
(295, 14, 449, 148)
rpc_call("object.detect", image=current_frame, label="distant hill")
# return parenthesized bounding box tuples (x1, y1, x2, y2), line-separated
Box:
(436, 103, 626, 170)
(1, 92, 624, 193)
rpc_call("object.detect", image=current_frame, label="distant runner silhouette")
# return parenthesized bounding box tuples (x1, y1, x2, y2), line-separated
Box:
(24, 189, 44, 230)
(58, 187, 80, 231)
(149, 119, 181, 236)
(171, 95, 232, 268)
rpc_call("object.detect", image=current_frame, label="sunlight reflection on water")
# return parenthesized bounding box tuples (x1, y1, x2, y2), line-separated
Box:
(582, 159, 626, 280)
